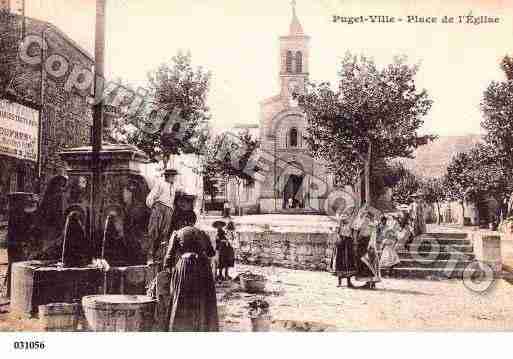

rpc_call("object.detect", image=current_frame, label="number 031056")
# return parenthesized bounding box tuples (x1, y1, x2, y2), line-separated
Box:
(13, 341, 45, 350)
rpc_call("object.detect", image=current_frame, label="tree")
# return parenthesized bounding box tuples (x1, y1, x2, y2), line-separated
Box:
(387, 163, 421, 205)
(201, 129, 259, 215)
(422, 177, 445, 225)
(443, 143, 507, 224)
(481, 55, 513, 174)
(297, 53, 434, 205)
(121, 52, 211, 165)
(501, 55, 513, 81)
(444, 151, 477, 224)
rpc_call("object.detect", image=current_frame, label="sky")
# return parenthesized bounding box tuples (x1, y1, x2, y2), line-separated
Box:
(21, 0, 513, 136)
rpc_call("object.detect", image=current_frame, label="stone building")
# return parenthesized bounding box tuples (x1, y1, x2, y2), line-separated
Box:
(0, 8, 94, 220)
(226, 4, 343, 214)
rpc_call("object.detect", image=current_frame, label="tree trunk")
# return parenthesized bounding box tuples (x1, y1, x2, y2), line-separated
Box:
(364, 141, 372, 206)
(436, 202, 441, 225)
(460, 200, 465, 226)
(163, 154, 169, 170)
(236, 178, 241, 216)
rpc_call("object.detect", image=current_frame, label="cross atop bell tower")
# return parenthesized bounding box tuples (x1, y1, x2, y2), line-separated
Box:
(279, 0, 310, 105)
(289, 0, 303, 36)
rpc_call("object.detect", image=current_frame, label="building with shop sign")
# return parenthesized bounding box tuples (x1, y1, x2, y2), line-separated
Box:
(0, 7, 94, 220)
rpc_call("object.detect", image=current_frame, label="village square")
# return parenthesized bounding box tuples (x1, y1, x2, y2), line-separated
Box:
(1, 0, 513, 334)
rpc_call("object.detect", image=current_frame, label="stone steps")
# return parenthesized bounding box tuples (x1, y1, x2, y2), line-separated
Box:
(377, 231, 475, 279)
(392, 251, 475, 261)
(415, 238, 472, 246)
(420, 232, 469, 239)
(395, 259, 473, 269)
(391, 243, 473, 253)
(388, 267, 466, 280)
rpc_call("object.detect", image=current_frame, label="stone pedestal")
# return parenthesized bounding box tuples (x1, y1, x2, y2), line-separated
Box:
(472, 232, 502, 274)
(501, 231, 513, 272)
(59, 144, 151, 260)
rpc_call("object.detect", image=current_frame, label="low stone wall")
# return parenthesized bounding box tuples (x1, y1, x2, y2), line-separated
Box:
(205, 230, 337, 271)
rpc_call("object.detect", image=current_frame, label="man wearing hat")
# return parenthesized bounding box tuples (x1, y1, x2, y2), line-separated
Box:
(146, 168, 182, 267)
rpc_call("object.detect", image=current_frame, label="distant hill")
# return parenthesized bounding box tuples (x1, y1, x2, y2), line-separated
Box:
(398, 135, 483, 178)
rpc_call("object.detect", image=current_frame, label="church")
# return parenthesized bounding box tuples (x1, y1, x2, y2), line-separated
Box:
(226, 3, 349, 215)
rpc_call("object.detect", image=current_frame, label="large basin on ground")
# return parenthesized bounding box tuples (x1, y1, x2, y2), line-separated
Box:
(82, 294, 156, 332)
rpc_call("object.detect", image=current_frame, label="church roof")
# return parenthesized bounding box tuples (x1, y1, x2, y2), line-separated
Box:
(289, 1, 304, 36)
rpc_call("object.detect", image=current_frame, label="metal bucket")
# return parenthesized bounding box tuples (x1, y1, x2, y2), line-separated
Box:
(82, 295, 156, 332)
(38, 303, 80, 332)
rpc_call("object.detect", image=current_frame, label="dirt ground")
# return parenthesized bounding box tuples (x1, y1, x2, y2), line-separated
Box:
(218, 264, 513, 331)
(1, 249, 513, 331)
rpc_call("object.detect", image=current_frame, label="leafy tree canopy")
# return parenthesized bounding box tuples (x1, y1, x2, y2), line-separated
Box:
(297, 53, 435, 189)
(114, 52, 212, 161)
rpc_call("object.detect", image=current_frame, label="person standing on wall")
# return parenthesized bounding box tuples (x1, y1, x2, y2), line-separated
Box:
(146, 168, 181, 270)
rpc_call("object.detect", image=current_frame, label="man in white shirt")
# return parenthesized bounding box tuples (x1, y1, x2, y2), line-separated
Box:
(146, 168, 180, 266)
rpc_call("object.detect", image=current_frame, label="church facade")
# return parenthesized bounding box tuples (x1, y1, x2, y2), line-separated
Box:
(226, 5, 346, 214)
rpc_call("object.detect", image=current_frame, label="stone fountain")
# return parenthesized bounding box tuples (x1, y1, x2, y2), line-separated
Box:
(10, 144, 155, 316)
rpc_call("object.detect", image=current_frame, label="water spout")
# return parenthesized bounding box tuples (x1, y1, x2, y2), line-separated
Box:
(61, 211, 93, 267)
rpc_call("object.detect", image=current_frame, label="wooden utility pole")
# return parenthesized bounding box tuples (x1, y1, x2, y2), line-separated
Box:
(91, 0, 106, 247)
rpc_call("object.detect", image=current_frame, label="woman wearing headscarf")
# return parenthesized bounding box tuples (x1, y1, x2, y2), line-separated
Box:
(31, 175, 68, 260)
(163, 225, 218, 332)
(353, 206, 381, 289)
(330, 207, 357, 288)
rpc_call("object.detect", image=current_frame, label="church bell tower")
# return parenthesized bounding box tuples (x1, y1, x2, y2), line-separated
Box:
(280, 1, 309, 107)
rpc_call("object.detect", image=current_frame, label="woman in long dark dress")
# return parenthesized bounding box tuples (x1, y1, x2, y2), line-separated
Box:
(353, 207, 381, 290)
(330, 210, 357, 288)
(31, 175, 68, 260)
(164, 226, 218, 332)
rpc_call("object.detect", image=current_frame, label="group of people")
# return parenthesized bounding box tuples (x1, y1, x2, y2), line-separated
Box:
(330, 205, 415, 290)
(146, 168, 238, 331)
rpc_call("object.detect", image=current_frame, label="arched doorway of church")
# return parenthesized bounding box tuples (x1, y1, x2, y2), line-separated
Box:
(283, 174, 304, 209)
(280, 161, 305, 210)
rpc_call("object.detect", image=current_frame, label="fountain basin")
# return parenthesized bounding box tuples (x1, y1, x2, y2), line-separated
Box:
(82, 294, 156, 332)
(11, 260, 103, 316)
(11, 261, 153, 317)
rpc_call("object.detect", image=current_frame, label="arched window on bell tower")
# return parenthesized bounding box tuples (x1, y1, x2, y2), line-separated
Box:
(286, 51, 293, 73)
(289, 128, 298, 148)
(295, 51, 303, 73)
